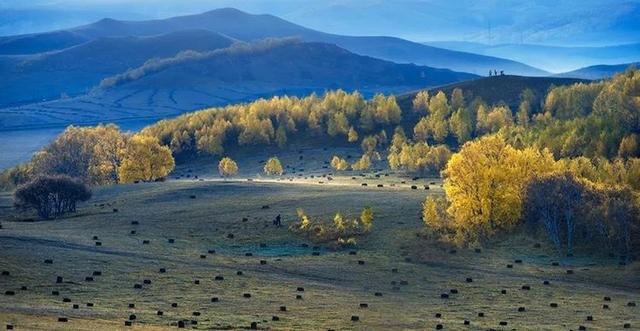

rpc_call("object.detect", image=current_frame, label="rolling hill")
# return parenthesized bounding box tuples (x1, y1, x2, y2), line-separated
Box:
(0, 8, 547, 76)
(0, 30, 235, 108)
(556, 62, 639, 80)
(0, 39, 476, 131)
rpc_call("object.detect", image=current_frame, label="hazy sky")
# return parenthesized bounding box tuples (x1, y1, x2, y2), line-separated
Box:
(1, 0, 639, 46)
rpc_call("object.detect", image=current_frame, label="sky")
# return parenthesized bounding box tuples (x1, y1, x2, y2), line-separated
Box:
(1, 0, 639, 46)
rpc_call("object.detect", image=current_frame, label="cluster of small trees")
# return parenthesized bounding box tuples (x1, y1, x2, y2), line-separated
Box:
(142, 90, 402, 156)
(387, 127, 452, 175)
(290, 207, 374, 247)
(217, 156, 285, 177)
(2, 125, 175, 187)
(14, 175, 92, 219)
(422, 134, 640, 257)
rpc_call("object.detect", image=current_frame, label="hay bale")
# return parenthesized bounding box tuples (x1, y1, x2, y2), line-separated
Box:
(518, 307, 526, 312)
(465, 277, 473, 283)
(131, 221, 139, 225)
(515, 259, 523, 263)
(272, 316, 280, 321)
(1, 271, 9, 276)
(603, 296, 611, 301)
(374, 292, 383, 297)
(237, 271, 243, 276)
(72, 304, 79, 309)
(192, 312, 200, 316)
(143, 279, 151, 284)
(200, 254, 206, 259)
(297, 287, 305, 292)
(58, 318, 68, 322)
(130, 230, 136, 235)
(507, 264, 513, 268)
(208, 249, 215, 254)
(566, 269, 574, 274)
(87, 303, 94, 307)
(436, 324, 443, 330)
(4, 291, 15, 296)
(142, 240, 150, 244)
(124, 321, 132, 326)
(296, 295, 303, 300)
(260, 260, 267, 265)
(159, 268, 166, 273)
(624, 323, 631, 328)
(215, 275, 224, 281)
(440, 293, 449, 299)
(20, 286, 26, 290)
(93, 271, 102, 276)
(194, 280, 200, 285)
(411, 185, 417, 189)
(52, 290, 59, 296)
(171, 303, 178, 307)
(628, 302, 637, 307)
(44, 259, 53, 264)
(133, 284, 142, 289)
(227, 233, 235, 239)
(351, 316, 359, 322)
(499, 321, 508, 326)
(189, 195, 196, 199)
(521, 285, 531, 290)
(543, 280, 550, 285)
(168, 239, 175, 243)
(211, 297, 219, 302)
(177, 320, 185, 328)
(62, 298, 71, 303)
(435, 313, 442, 318)
(477, 312, 484, 317)
(450, 289, 458, 294)
(95, 242, 102, 246)
(85, 276, 94, 282)
(243, 293, 251, 298)
(550, 303, 558, 308)
(501, 290, 507, 294)
(603, 304, 609, 309)
(586, 315, 593, 321)
(357, 260, 365, 265)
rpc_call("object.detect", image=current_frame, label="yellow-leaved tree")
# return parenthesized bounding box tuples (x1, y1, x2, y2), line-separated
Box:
(360, 206, 373, 231)
(330, 156, 350, 171)
(264, 157, 284, 175)
(118, 135, 175, 183)
(442, 134, 556, 244)
(351, 154, 371, 171)
(218, 157, 238, 178)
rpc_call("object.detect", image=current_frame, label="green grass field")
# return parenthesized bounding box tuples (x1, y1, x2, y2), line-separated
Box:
(0, 149, 638, 330)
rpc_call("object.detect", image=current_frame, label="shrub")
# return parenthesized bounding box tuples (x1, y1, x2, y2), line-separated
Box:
(14, 175, 92, 219)
(218, 157, 239, 178)
(264, 157, 284, 175)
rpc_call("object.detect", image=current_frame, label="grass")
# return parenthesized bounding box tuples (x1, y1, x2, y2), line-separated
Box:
(0, 148, 638, 330)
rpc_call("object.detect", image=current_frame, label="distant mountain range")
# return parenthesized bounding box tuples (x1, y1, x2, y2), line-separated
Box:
(425, 41, 640, 73)
(0, 39, 476, 131)
(555, 62, 639, 80)
(0, 8, 546, 76)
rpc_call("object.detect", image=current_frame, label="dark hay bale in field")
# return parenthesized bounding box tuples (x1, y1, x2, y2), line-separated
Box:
(280, 306, 287, 311)
(435, 313, 442, 318)
(501, 289, 507, 294)
(215, 275, 224, 281)
(297, 287, 305, 292)
(58, 317, 68, 322)
(192, 312, 200, 316)
(93, 271, 102, 276)
(260, 260, 267, 265)
(272, 316, 280, 321)
(211, 297, 219, 302)
(440, 293, 449, 299)
(189, 195, 196, 199)
(507, 264, 513, 268)
(130, 230, 136, 235)
(349, 251, 357, 255)
(85, 276, 94, 282)
(543, 280, 550, 285)
(521, 285, 530, 290)
(1, 271, 8, 276)
(245, 253, 253, 256)
(4, 291, 15, 296)
(499, 321, 508, 326)
(87, 303, 94, 307)
(194, 280, 200, 284)
(400, 280, 408, 285)
(44, 259, 53, 264)
(208, 249, 215, 254)
(262, 205, 270, 209)
(143, 279, 151, 284)
(362, 183, 368, 186)
(159, 268, 166, 273)
(95, 241, 102, 246)
(578, 326, 586, 330)
(604, 296, 611, 301)
(377, 184, 384, 187)
(518, 307, 526, 312)
(227, 233, 235, 239)
(515, 259, 522, 263)
(464, 320, 470, 325)
(296, 295, 303, 300)
(6, 324, 14, 330)
(534, 243, 541, 248)
(628, 302, 637, 307)
(168, 239, 175, 243)
(566, 269, 574, 274)
(52, 290, 59, 295)
(133, 284, 142, 289)
(474, 248, 481, 253)
(200, 254, 206, 259)
(128, 304, 135, 308)
(113, 208, 118, 213)
(312, 252, 320, 256)
(358, 260, 365, 265)
(20, 286, 26, 290)
(177, 320, 185, 328)
(92, 236, 99, 240)
(550, 303, 558, 308)
(124, 321, 132, 326)
(171, 303, 178, 308)
(131, 221, 139, 225)
(586, 315, 593, 321)
(552, 262, 559, 266)
(466, 277, 473, 283)
(237, 271, 243, 275)
(477, 312, 485, 317)
(56, 276, 63, 283)
(436, 324, 443, 330)
(449, 249, 457, 254)
(374, 292, 383, 297)
(360, 303, 368, 308)
(62, 298, 71, 303)
(424, 185, 430, 190)
(72, 304, 79, 309)
(430, 182, 436, 185)
(391, 268, 398, 273)
(411, 185, 417, 189)
(142, 240, 150, 244)
(603, 304, 609, 309)
(243, 293, 251, 298)
(351, 316, 359, 322)
(450, 289, 458, 294)
(624, 323, 631, 328)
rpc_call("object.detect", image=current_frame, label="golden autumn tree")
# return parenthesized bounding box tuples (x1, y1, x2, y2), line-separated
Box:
(442, 135, 556, 244)
(218, 157, 239, 178)
(264, 157, 284, 175)
(118, 135, 175, 183)
(330, 156, 350, 171)
(351, 154, 371, 171)
(347, 126, 359, 142)
(360, 206, 374, 231)
(412, 90, 429, 113)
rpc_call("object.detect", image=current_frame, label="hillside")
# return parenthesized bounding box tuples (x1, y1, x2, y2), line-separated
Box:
(0, 8, 547, 76)
(426, 41, 640, 73)
(0, 40, 476, 131)
(556, 62, 639, 80)
(397, 75, 589, 111)
(0, 30, 235, 108)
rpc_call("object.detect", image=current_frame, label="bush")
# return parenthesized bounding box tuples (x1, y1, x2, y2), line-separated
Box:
(14, 175, 92, 219)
